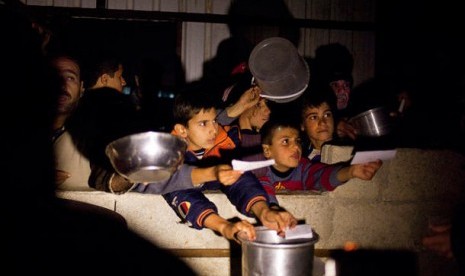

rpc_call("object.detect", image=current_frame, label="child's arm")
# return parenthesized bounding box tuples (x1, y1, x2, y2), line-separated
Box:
(224, 86, 260, 118)
(336, 160, 383, 182)
(203, 213, 256, 242)
(191, 164, 243, 186)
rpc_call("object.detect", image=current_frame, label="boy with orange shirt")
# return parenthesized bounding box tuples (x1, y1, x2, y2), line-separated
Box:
(138, 81, 297, 241)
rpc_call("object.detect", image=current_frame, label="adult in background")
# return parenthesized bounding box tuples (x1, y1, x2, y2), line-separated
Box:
(67, 56, 153, 193)
(309, 43, 357, 140)
(48, 54, 92, 190)
(66, 56, 209, 195)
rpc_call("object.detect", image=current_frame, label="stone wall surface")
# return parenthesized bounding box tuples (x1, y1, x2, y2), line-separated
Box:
(56, 148, 465, 276)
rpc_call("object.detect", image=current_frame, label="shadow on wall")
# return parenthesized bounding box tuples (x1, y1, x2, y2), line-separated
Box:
(201, 0, 300, 106)
(307, 43, 354, 91)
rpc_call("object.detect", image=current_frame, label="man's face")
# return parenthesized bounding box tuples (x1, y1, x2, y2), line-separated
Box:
(106, 64, 127, 93)
(330, 79, 351, 110)
(53, 57, 83, 115)
(185, 108, 219, 151)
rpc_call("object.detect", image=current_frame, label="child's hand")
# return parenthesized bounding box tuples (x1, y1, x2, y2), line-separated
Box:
(258, 207, 298, 236)
(336, 119, 357, 140)
(238, 86, 261, 110)
(226, 86, 262, 118)
(350, 159, 383, 180)
(215, 164, 243, 186)
(222, 220, 256, 244)
(422, 224, 454, 259)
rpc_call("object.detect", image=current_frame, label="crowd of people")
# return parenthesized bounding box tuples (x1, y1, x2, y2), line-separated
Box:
(52, 50, 385, 243)
(5, 0, 464, 274)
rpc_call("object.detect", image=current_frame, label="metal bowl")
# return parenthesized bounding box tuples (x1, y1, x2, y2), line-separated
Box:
(105, 131, 187, 183)
(349, 106, 392, 137)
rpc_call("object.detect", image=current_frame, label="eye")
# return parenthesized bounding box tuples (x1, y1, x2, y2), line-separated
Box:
(324, 111, 333, 118)
(199, 121, 206, 127)
(281, 138, 289, 146)
(307, 115, 317, 121)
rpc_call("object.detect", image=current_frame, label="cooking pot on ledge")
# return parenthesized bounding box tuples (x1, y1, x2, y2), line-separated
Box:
(238, 226, 319, 276)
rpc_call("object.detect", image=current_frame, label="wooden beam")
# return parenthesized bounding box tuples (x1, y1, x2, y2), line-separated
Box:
(168, 248, 332, 258)
(26, 6, 375, 31)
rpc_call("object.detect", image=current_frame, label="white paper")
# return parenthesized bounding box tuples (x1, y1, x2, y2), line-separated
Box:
(232, 159, 275, 171)
(285, 224, 313, 240)
(350, 149, 397, 165)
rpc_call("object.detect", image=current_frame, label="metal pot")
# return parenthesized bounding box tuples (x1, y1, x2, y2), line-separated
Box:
(349, 106, 392, 137)
(248, 37, 309, 103)
(238, 226, 319, 276)
(105, 131, 187, 183)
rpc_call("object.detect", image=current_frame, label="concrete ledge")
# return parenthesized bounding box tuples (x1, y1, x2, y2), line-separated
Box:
(56, 148, 465, 276)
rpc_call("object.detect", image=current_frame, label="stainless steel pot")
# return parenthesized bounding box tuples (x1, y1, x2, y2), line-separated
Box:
(238, 226, 319, 276)
(349, 106, 392, 137)
(248, 37, 309, 103)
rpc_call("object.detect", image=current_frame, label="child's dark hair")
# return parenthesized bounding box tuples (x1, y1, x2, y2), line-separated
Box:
(300, 87, 337, 122)
(173, 81, 220, 126)
(260, 116, 301, 145)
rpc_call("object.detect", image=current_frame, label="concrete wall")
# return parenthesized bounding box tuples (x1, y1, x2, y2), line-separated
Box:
(57, 148, 465, 276)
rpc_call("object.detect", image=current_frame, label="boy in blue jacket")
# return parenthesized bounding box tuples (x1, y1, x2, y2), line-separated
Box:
(137, 81, 297, 242)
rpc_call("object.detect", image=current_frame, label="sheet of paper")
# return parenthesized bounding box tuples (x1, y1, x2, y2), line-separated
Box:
(232, 159, 275, 171)
(285, 224, 313, 240)
(350, 149, 397, 165)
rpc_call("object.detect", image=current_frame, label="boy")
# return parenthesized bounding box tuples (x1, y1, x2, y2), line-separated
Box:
(150, 81, 297, 241)
(259, 117, 382, 206)
(300, 89, 338, 161)
(219, 71, 272, 177)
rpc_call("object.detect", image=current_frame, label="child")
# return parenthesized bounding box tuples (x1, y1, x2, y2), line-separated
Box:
(300, 89, 338, 161)
(219, 71, 272, 177)
(143, 81, 297, 241)
(259, 117, 382, 206)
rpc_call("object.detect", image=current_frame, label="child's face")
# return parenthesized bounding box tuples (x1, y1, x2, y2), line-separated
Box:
(263, 126, 302, 172)
(301, 102, 334, 150)
(245, 98, 271, 131)
(184, 108, 219, 151)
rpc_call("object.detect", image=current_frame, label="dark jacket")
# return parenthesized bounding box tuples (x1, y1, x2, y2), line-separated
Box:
(67, 87, 151, 189)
